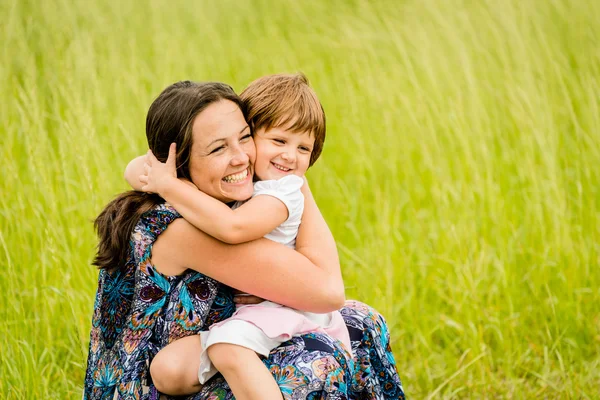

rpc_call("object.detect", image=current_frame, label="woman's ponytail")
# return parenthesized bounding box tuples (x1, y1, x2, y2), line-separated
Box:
(93, 191, 162, 270)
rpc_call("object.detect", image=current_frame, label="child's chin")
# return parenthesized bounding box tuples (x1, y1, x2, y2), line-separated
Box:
(259, 171, 291, 181)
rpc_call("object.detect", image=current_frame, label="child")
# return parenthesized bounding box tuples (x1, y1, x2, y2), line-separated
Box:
(129, 74, 350, 399)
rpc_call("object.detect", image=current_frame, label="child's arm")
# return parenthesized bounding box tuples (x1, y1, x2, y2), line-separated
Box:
(143, 144, 288, 244)
(124, 155, 147, 191)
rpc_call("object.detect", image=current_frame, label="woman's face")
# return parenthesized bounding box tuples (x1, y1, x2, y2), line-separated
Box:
(189, 100, 256, 203)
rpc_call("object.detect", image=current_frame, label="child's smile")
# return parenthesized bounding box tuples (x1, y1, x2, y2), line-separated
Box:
(271, 162, 292, 173)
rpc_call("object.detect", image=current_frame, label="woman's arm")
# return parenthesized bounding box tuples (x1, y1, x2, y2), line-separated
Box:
(295, 180, 346, 304)
(152, 218, 344, 313)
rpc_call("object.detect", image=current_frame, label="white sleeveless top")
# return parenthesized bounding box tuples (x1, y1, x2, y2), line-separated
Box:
(250, 175, 304, 248)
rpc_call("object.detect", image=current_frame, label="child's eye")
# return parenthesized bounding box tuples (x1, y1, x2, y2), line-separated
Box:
(299, 146, 311, 153)
(273, 139, 285, 144)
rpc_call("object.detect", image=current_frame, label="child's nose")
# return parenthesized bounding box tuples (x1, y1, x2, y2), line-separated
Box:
(281, 150, 295, 162)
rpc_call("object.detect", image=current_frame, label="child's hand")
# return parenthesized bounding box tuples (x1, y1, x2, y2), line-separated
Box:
(139, 143, 177, 195)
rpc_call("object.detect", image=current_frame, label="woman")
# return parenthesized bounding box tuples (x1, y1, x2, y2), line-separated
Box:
(83, 80, 405, 399)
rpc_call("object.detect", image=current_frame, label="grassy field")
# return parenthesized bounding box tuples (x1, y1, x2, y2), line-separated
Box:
(2, 0, 599, 398)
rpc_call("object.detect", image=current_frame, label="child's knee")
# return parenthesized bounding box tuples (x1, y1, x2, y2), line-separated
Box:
(208, 343, 248, 373)
(150, 349, 197, 394)
(150, 352, 175, 393)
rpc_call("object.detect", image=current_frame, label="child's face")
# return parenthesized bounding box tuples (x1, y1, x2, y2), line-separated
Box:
(253, 126, 315, 181)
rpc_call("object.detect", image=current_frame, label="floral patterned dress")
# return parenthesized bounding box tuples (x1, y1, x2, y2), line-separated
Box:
(83, 204, 405, 399)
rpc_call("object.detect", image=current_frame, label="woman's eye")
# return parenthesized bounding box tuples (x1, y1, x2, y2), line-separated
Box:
(210, 146, 225, 154)
(240, 134, 252, 142)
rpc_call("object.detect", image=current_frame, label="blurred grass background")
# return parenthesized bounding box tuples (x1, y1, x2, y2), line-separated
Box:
(1, 0, 599, 398)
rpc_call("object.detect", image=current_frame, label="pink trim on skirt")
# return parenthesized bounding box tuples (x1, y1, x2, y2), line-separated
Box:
(211, 302, 352, 355)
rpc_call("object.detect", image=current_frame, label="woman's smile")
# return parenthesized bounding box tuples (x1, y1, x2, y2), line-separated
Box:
(222, 167, 252, 184)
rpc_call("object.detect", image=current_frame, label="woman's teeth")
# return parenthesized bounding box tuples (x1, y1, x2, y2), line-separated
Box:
(273, 163, 291, 172)
(223, 169, 248, 183)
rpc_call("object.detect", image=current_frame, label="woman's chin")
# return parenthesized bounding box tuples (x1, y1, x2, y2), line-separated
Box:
(219, 181, 254, 202)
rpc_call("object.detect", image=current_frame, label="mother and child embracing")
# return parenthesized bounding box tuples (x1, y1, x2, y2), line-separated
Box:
(83, 73, 406, 399)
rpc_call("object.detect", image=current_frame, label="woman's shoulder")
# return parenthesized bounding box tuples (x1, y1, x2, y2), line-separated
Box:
(137, 203, 181, 232)
(131, 203, 181, 263)
(142, 202, 180, 221)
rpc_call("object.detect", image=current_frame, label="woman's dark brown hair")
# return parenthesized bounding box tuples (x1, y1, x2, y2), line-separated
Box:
(93, 81, 245, 270)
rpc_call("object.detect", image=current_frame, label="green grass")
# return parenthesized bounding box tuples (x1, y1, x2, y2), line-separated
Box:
(1, 0, 599, 398)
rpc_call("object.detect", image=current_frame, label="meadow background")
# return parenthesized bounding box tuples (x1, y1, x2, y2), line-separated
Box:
(1, 0, 599, 398)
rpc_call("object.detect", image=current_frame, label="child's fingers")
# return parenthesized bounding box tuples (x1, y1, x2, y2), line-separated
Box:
(143, 163, 150, 174)
(139, 174, 149, 184)
(166, 143, 177, 169)
(141, 184, 156, 194)
(146, 149, 160, 165)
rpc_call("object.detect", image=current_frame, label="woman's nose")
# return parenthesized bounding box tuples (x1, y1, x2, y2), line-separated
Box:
(230, 145, 249, 166)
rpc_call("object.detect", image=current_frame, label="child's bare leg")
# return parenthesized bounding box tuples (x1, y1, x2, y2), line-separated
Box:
(150, 335, 203, 395)
(208, 343, 283, 400)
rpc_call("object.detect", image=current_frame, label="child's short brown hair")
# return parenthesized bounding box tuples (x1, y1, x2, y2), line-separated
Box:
(240, 73, 326, 167)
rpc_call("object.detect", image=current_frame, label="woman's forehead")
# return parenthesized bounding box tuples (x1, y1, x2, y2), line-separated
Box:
(192, 100, 248, 146)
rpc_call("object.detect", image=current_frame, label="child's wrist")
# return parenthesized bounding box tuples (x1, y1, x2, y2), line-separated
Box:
(157, 176, 178, 197)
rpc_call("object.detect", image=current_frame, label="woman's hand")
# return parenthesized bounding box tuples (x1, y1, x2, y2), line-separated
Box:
(139, 143, 178, 195)
(233, 293, 267, 305)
